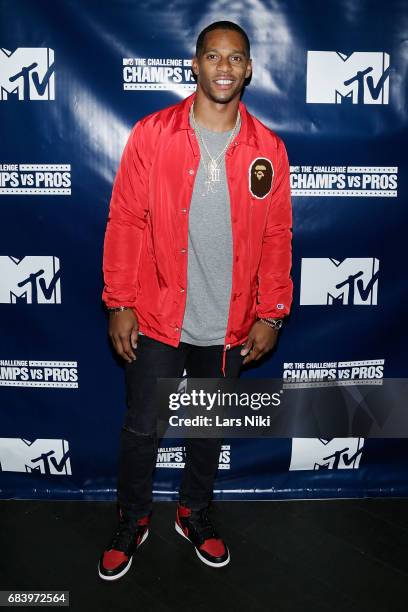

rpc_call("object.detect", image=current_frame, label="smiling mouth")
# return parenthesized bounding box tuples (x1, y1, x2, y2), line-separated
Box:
(213, 78, 236, 90)
(214, 79, 234, 84)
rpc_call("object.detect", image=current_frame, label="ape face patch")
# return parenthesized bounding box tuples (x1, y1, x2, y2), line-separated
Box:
(249, 157, 274, 199)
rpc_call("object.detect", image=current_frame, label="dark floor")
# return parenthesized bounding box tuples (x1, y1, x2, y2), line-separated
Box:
(1, 498, 408, 612)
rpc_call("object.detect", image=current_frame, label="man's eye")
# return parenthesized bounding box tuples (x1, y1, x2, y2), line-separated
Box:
(207, 54, 218, 60)
(231, 56, 242, 62)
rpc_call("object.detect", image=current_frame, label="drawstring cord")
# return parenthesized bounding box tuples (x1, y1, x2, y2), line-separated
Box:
(221, 344, 230, 377)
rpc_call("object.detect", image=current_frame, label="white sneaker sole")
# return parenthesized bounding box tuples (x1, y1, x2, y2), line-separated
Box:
(175, 521, 230, 568)
(98, 528, 149, 581)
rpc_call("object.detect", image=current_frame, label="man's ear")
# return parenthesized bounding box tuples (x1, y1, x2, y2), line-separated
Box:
(192, 56, 199, 77)
(245, 58, 252, 79)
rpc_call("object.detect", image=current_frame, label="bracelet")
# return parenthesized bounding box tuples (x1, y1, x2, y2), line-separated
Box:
(258, 317, 283, 330)
(107, 306, 131, 313)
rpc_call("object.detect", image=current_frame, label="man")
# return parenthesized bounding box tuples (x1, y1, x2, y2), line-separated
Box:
(98, 20, 293, 580)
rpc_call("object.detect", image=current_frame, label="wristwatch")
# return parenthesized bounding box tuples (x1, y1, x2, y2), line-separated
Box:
(258, 317, 284, 330)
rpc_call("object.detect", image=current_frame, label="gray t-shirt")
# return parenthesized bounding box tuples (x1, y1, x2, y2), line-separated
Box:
(180, 119, 240, 346)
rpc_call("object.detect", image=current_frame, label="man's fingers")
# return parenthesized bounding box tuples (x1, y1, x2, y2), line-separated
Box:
(108, 310, 139, 363)
(109, 334, 119, 357)
(242, 344, 263, 364)
(253, 347, 267, 361)
(130, 328, 139, 349)
(242, 343, 271, 364)
(110, 334, 125, 360)
(240, 338, 254, 356)
(119, 334, 136, 362)
(111, 334, 135, 362)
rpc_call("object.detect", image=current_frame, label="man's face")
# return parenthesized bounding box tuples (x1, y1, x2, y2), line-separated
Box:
(192, 29, 252, 104)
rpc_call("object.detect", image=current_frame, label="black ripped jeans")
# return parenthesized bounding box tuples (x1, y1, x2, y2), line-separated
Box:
(117, 334, 244, 519)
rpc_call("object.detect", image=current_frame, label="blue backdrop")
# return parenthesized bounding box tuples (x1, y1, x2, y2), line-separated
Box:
(1, 0, 407, 501)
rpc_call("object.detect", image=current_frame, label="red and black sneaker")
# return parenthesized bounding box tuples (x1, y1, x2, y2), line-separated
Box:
(98, 509, 150, 581)
(175, 503, 230, 568)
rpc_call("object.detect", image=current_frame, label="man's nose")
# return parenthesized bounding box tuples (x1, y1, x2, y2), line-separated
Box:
(216, 56, 232, 72)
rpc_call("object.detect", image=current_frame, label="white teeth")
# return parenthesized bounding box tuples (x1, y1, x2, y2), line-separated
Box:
(215, 79, 233, 85)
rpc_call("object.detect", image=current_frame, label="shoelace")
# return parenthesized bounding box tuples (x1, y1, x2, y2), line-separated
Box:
(189, 507, 219, 541)
(110, 517, 140, 551)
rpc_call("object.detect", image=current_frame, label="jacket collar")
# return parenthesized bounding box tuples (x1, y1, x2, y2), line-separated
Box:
(173, 91, 258, 148)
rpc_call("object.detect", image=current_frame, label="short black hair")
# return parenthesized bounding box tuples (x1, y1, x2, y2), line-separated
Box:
(195, 21, 250, 58)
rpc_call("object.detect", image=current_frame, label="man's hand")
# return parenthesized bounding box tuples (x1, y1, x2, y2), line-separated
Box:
(240, 320, 279, 365)
(108, 309, 139, 363)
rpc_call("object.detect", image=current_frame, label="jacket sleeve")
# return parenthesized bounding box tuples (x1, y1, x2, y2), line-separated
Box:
(102, 121, 150, 308)
(256, 137, 293, 319)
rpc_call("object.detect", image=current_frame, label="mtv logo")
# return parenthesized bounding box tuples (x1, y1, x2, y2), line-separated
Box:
(306, 51, 390, 104)
(300, 258, 379, 306)
(289, 438, 365, 470)
(0, 438, 71, 475)
(0, 47, 55, 100)
(0, 256, 61, 304)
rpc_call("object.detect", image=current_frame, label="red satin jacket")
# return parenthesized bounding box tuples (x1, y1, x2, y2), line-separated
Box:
(102, 92, 293, 374)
